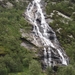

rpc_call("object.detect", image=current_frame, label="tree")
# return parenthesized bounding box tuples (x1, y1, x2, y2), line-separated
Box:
(29, 60, 42, 75)
(0, 63, 8, 75)
(46, 67, 53, 75)
(57, 65, 75, 75)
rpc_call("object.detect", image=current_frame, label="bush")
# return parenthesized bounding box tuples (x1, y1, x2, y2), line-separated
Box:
(4, 55, 23, 72)
(71, 13, 75, 21)
(22, 53, 33, 67)
(29, 60, 42, 75)
(46, 67, 53, 75)
(57, 65, 75, 75)
(0, 63, 8, 75)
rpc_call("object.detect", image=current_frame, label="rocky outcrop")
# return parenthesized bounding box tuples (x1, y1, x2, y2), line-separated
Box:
(0, 0, 13, 8)
(20, 29, 43, 47)
(6, 2, 13, 9)
(0, 0, 30, 8)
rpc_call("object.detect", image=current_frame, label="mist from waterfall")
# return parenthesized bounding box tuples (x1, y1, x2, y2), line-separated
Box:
(25, 0, 69, 68)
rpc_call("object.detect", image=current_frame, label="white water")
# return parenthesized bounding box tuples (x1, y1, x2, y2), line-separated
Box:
(25, 0, 68, 67)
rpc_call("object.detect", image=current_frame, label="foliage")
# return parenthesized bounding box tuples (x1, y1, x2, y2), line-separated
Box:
(0, 0, 32, 75)
(0, 0, 75, 75)
(46, 67, 53, 75)
(50, 17, 75, 64)
(22, 53, 33, 67)
(46, 1, 75, 64)
(46, 1, 75, 75)
(46, 1, 75, 16)
(29, 60, 42, 75)
(0, 63, 8, 75)
(57, 65, 75, 75)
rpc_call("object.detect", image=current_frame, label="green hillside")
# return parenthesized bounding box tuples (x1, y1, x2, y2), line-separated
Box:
(46, 0, 75, 64)
(0, 0, 75, 75)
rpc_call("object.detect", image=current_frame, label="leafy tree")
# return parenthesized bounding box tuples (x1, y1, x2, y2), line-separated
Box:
(4, 54, 23, 72)
(57, 65, 75, 75)
(22, 53, 33, 67)
(71, 13, 75, 21)
(29, 60, 42, 75)
(46, 67, 53, 75)
(0, 63, 8, 75)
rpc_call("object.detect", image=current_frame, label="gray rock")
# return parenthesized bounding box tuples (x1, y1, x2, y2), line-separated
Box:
(56, 28, 62, 34)
(6, 2, 13, 9)
(0, 0, 3, 1)
(15, 0, 19, 2)
(20, 29, 43, 47)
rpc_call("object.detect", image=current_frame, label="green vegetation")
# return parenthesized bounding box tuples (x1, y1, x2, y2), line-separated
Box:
(46, 0, 75, 16)
(57, 65, 75, 75)
(0, 1, 33, 75)
(46, 65, 75, 75)
(29, 60, 42, 75)
(46, 67, 53, 75)
(0, 0, 75, 75)
(45, 1, 75, 75)
(46, 0, 75, 64)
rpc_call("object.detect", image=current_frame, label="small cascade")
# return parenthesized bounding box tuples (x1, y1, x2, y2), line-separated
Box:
(25, 0, 69, 68)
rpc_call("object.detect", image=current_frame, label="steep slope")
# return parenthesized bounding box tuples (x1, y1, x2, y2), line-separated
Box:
(0, 0, 75, 75)
(45, 0, 75, 66)
(25, 0, 69, 68)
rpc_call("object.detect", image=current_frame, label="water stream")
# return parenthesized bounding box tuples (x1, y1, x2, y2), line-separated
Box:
(25, 0, 69, 68)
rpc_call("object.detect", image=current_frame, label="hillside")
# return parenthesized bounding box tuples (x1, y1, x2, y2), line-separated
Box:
(0, 0, 75, 75)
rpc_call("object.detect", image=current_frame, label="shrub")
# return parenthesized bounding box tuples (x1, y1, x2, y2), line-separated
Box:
(46, 67, 53, 75)
(4, 55, 23, 72)
(57, 65, 75, 75)
(29, 60, 42, 75)
(0, 63, 8, 75)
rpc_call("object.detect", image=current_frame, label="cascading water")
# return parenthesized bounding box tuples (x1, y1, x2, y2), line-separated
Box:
(25, 0, 69, 68)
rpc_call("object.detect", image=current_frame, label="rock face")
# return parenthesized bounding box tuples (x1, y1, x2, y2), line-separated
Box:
(20, 29, 42, 47)
(24, 0, 69, 69)
(0, 0, 3, 1)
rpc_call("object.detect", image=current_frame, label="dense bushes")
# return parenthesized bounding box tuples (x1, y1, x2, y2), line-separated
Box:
(46, 1, 75, 16)
(46, 65, 75, 75)
(0, 63, 8, 75)
(57, 65, 75, 75)
(46, 1, 75, 75)
(4, 55, 23, 72)
(29, 60, 42, 75)
(46, 67, 53, 75)
(50, 17, 75, 64)
(0, 0, 75, 75)
(47, 2, 75, 64)
(0, 49, 34, 74)
(0, 1, 33, 75)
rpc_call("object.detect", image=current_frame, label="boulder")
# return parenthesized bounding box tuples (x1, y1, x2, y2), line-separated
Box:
(6, 2, 13, 9)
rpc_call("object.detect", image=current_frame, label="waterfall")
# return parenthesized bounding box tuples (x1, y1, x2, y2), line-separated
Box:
(25, 0, 69, 68)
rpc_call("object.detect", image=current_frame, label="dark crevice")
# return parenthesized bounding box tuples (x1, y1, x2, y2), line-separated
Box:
(20, 37, 38, 48)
